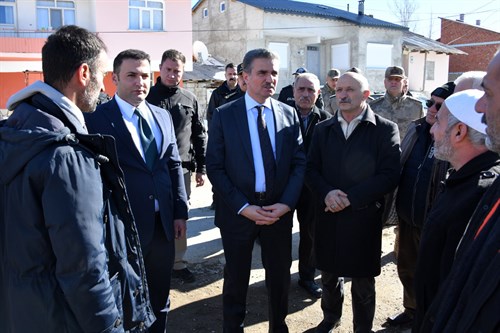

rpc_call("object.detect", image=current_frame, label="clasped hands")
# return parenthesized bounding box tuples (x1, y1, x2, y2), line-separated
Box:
(241, 203, 291, 225)
(324, 189, 350, 213)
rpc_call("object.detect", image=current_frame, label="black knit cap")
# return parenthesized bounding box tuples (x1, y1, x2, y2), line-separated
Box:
(431, 81, 456, 99)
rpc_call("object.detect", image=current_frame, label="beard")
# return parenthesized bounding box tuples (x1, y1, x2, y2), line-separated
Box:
(77, 74, 101, 113)
(433, 134, 454, 162)
(485, 135, 500, 153)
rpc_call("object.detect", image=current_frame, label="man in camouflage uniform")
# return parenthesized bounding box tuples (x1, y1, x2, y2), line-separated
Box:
(370, 66, 423, 139)
(321, 68, 340, 115)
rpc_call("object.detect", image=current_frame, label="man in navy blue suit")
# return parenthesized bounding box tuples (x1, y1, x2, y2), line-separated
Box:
(85, 49, 188, 333)
(206, 48, 306, 333)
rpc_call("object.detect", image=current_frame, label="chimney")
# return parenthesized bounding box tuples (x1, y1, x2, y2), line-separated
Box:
(476, 20, 481, 26)
(358, 0, 365, 16)
(459, 13, 465, 22)
(347, 4, 349, 12)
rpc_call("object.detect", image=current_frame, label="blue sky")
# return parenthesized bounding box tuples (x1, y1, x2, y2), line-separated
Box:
(191, 0, 500, 39)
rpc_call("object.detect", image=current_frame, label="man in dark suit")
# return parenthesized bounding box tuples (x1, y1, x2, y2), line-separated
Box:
(85, 49, 188, 333)
(306, 72, 401, 333)
(206, 48, 306, 333)
(293, 72, 331, 298)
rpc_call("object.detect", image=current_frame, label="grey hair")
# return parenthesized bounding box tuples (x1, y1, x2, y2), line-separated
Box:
(454, 71, 486, 91)
(294, 73, 320, 90)
(446, 111, 486, 146)
(242, 48, 279, 74)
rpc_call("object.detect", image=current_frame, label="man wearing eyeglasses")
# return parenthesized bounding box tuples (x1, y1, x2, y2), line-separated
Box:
(370, 66, 424, 139)
(384, 82, 454, 328)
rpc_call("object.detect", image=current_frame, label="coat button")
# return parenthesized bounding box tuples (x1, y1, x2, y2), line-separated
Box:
(149, 195, 154, 200)
(139, 322, 145, 329)
(114, 317, 122, 327)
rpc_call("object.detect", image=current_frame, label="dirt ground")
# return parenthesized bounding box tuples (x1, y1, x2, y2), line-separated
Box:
(168, 180, 410, 333)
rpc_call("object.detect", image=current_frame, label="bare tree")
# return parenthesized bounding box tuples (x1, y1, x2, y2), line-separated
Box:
(388, 0, 418, 31)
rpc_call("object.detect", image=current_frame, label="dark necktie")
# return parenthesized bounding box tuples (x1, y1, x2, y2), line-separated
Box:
(135, 109, 158, 170)
(256, 105, 276, 194)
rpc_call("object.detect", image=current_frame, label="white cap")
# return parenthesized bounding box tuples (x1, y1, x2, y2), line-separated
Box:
(444, 89, 486, 134)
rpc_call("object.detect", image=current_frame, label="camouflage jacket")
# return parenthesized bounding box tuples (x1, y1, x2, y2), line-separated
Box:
(369, 93, 424, 139)
(321, 84, 336, 115)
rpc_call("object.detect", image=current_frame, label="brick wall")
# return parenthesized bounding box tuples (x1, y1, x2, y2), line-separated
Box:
(440, 18, 500, 73)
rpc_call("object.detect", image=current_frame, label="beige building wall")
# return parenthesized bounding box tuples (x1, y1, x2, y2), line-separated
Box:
(192, 1, 404, 91)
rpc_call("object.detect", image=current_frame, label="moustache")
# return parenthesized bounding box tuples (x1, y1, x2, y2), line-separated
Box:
(339, 98, 351, 104)
(229, 78, 236, 82)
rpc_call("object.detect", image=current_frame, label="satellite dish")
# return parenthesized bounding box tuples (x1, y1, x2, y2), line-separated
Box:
(193, 41, 209, 63)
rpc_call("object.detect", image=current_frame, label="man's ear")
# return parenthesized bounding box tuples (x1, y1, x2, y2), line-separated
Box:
(112, 72, 119, 86)
(363, 90, 371, 99)
(76, 63, 91, 87)
(454, 123, 468, 142)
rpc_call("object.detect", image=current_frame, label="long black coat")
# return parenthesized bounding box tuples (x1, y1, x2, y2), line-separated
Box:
(306, 105, 401, 276)
(413, 151, 500, 332)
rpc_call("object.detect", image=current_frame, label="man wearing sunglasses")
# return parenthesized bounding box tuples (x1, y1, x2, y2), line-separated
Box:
(384, 81, 455, 328)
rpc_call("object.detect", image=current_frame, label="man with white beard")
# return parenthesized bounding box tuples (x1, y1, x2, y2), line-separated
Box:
(412, 89, 500, 332)
(418, 51, 500, 333)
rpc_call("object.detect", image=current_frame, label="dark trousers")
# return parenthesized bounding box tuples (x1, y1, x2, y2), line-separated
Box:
(321, 272, 375, 333)
(220, 214, 293, 333)
(144, 214, 175, 333)
(296, 191, 316, 281)
(397, 220, 421, 312)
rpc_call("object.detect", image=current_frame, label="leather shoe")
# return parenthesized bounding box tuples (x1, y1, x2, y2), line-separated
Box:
(172, 267, 195, 283)
(298, 279, 322, 298)
(315, 319, 340, 333)
(385, 310, 414, 327)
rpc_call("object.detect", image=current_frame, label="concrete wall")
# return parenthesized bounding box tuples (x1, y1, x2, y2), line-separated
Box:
(359, 27, 404, 93)
(192, 1, 404, 92)
(193, 1, 259, 65)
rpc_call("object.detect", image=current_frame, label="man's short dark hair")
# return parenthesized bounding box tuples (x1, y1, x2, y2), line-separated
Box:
(225, 63, 235, 71)
(160, 49, 186, 66)
(242, 48, 279, 74)
(113, 49, 151, 74)
(42, 25, 106, 90)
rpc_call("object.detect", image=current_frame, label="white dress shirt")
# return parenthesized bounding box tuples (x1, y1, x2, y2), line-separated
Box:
(114, 94, 162, 211)
(244, 93, 276, 192)
(337, 108, 367, 139)
(114, 94, 162, 158)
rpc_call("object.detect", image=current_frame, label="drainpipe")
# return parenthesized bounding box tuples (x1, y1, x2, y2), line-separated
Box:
(422, 51, 428, 92)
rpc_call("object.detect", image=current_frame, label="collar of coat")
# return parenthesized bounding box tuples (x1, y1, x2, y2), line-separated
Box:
(330, 103, 377, 127)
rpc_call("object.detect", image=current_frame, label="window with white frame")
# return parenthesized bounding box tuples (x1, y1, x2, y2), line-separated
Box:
(0, 0, 15, 25)
(220, 2, 225, 13)
(202, 7, 208, 18)
(36, 0, 75, 31)
(268, 42, 288, 69)
(366, 43, 393, 69)
(331, 43, 349, 70)
(129, 0, 163, 31)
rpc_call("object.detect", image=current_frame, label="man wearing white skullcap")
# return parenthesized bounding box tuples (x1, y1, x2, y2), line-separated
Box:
(412, 89, 500, 332)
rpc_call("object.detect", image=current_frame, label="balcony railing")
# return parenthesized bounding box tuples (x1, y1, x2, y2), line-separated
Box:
(0, 29, 51, 38)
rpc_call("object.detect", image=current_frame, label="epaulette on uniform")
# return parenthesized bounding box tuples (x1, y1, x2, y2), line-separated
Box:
(405, 95, 423, 106)
(369, 96, 384, 106)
